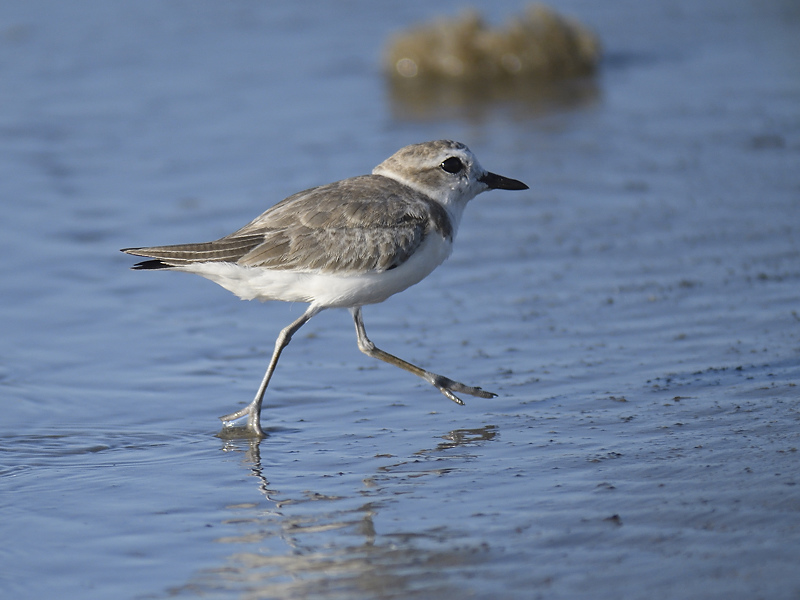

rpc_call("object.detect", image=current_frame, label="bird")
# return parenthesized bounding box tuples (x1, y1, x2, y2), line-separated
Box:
(122, 140, 528, 437)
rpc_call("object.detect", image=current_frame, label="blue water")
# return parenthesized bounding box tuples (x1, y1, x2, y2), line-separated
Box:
(1, 1, 799, 598)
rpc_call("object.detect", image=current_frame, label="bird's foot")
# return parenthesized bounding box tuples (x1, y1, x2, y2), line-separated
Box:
(219, 404, 266, 438)
(431, 375, 497, 405)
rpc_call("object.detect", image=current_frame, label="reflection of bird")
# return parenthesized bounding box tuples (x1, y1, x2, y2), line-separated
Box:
(122, 140, 528, 437)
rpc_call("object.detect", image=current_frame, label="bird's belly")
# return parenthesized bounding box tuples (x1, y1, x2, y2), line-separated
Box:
(183, 234, 453, 309)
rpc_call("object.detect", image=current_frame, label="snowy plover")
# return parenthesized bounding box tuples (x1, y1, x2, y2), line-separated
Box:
(122, 140, 527, 437)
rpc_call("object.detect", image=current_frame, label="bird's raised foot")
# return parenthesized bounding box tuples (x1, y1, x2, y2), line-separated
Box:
(432, 375, 497, 405)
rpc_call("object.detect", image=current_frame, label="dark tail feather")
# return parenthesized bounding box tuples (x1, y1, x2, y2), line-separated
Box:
(131, 259, 171, 270)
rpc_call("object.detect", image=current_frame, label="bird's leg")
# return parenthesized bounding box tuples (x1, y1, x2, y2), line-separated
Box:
(350, 307, 496, 404)
(220, 305, 321, 437)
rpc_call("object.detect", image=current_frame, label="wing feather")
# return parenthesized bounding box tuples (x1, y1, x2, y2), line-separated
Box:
(121, 234, 265, 266)
(123, 175, 452, 274)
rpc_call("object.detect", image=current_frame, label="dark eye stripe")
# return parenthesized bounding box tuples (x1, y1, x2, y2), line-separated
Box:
(440, 157, 464, 174)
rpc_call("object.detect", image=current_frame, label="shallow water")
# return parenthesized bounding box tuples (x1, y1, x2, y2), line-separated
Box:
(1, 1, 799, 599)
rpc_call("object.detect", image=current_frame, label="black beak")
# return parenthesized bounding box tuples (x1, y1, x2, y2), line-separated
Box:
(480, 171, 529, 191)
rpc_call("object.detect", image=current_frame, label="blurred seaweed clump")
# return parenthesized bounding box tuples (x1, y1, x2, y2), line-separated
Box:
(385, 4, 601, 83)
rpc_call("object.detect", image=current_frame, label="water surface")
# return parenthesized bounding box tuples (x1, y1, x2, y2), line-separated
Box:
(1, 1, 799, 598)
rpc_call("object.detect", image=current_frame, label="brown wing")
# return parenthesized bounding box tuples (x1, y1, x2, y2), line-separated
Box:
(122, 175, 452, 274)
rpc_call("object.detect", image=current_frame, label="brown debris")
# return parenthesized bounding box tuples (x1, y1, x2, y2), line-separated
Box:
(385, 4, 601, 83)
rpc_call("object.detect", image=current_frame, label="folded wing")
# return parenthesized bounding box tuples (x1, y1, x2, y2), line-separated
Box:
(122, 175, 450, 275)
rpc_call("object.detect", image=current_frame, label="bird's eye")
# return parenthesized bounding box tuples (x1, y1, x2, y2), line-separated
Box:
(440, 157, 464, 174)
